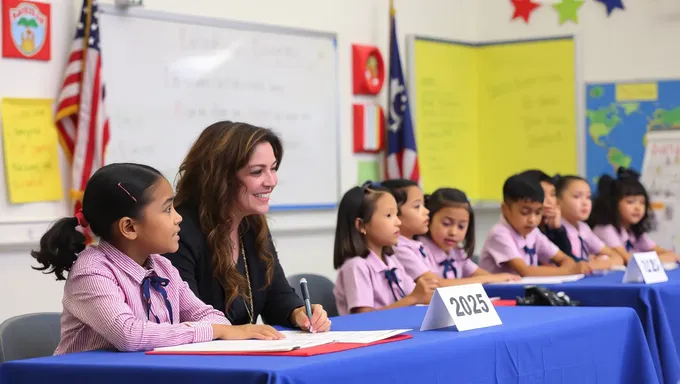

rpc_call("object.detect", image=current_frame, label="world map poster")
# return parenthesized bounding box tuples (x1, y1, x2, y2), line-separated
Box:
(585, 79, 680, 189)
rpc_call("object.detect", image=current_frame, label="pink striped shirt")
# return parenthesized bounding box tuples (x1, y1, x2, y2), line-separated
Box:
(55, 241, 231, 355)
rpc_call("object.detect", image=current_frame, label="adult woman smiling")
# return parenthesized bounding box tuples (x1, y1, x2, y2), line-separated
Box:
(163, 121, 331, 332)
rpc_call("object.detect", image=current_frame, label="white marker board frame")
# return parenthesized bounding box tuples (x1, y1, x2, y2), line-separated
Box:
(99, 4, 341, 211)
(405, 34, 585, 208)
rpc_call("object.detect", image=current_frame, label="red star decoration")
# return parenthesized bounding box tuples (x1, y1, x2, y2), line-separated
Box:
(511, 0, 541, 23)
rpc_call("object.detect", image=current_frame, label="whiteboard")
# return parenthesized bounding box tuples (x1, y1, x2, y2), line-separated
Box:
(640, 129, 680, 252)
(99, 5, 340, 210)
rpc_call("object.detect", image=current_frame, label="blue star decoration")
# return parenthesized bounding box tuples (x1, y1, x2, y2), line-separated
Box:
(596, 0, 624, 16)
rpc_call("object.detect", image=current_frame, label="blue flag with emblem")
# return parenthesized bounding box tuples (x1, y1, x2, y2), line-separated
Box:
(385, 5, 419, 182)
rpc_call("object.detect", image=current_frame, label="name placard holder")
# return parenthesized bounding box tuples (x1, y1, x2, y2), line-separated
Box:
(421, 283, 502, 332)
(622, 252, 668, 284)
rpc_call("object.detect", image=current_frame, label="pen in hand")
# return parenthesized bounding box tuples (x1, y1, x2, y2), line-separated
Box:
(299, 278, 314, 333)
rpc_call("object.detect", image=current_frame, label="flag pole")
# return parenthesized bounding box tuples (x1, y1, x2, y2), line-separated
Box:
(384, 0, 394, 181)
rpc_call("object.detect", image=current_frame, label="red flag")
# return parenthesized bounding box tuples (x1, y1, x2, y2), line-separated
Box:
(55, 0, 109, 220)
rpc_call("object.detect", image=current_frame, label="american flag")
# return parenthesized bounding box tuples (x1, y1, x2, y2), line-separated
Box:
(385, 6, 419, 181)
(55, 0, 109, 213)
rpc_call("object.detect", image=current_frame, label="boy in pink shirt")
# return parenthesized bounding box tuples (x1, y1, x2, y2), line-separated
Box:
(479, 174, 592, 276)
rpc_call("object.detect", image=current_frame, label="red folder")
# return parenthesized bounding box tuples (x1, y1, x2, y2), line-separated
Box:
(492, 300, 516, 307)
(146, 334, 412, 357)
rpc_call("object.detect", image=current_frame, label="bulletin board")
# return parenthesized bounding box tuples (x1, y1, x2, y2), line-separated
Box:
(408, 35, 579, 202)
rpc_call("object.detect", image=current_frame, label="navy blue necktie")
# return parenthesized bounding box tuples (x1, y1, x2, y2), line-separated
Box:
(384, 268, 406, 302)
(439, 259, 458, 279)
(142, 275, 173, 324)
(578, 235, 588, 261)
(625, 239, 634, 252)
(418, 246, 427, 258)
(524, 246, 536, 265)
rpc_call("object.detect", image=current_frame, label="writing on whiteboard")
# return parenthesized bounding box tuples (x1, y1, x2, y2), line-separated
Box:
(100, 10, 339, 208)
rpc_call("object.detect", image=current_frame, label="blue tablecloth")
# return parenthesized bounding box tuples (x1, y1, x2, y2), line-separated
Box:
(484, 268, 680, 384)
(0, 306, 658, 384)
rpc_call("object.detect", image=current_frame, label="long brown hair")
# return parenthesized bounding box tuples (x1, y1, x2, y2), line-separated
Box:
(175, 121, 282, 309)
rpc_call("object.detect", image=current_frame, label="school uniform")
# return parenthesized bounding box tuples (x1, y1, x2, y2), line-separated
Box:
(540, 223, 575, 259)
(391, 235, 431, 280)
(562, 220, 605, 261)
(334, 251, 416, 316)
(479, 216, 559, 274)
(593, 224, 656, 253)
(419, 236, 479, 279)
(55, 241, 231, 355)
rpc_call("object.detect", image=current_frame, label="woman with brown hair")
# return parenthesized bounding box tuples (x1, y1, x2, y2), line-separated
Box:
(163, 121, 331, 332)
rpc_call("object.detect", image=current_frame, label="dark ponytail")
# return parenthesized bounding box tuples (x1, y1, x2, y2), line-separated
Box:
(596, 174, 616, 200)
(31, 217, 86, 280)
(588, 168, 651, 237)
(617, 166, 640, 180)
(587, 174, 616, 228)
(30, 163, 163, 280)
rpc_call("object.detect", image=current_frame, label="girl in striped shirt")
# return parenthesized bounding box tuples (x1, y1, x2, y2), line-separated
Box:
(31, 163, 284, 355)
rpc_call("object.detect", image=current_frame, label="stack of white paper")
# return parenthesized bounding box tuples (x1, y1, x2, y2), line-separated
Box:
(279, 329, 411, 344)
(151, 329, 412, 353)
(492, 274, 585, 285)
(153, 340, 321, 353)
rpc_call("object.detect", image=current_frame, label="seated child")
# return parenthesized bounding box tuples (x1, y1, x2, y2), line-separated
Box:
(479, 173, 592, 276)
(554, 174, 624, 268)
(519, 169, 574, 259)
(589, 167, 679, 264)
(333, 181, 438, 315)
(383, 180, 519, 285)
(31, 163, 283, 355)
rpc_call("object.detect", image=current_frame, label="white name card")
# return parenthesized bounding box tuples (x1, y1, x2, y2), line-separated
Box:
(622, 252, 668, 284)
(420, 283, 502, 332)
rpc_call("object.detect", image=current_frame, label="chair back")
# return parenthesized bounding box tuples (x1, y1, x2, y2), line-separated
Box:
(0, 312, 61, 363)
(287, 274, 339, 317)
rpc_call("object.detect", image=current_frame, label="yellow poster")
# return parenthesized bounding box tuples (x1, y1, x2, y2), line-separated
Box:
(412, 37, 577, 202)
(1, 98, 63, 203)
(414, 40, 479, 196)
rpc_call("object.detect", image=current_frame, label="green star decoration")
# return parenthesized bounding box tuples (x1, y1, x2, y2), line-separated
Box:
(553, 0, 584, 24)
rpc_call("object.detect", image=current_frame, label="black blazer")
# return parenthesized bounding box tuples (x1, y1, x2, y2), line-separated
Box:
(162, 204, 303, 327)
(540, 224, 576, 260)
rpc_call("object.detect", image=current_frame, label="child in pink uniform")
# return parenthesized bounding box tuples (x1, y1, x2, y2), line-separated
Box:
(589, 167, 679, 264)
(553, 174, 623, 269)
(333, 181, 438, 315)
(31, 163, 284, 355)
(479, 173, 592, 276)
(383, 180, 518, 285)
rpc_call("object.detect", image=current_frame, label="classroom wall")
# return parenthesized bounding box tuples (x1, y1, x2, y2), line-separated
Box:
(471, 0, 680, 263)
(0, 0, 477, 321)
(2, 0, 679, 322)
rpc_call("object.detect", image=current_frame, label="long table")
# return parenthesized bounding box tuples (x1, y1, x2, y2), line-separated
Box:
(484, 268, 680, 384)
(0, 306, 658, 384)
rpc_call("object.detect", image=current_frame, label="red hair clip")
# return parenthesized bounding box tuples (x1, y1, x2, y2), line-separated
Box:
(75, 210, 89, 228)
